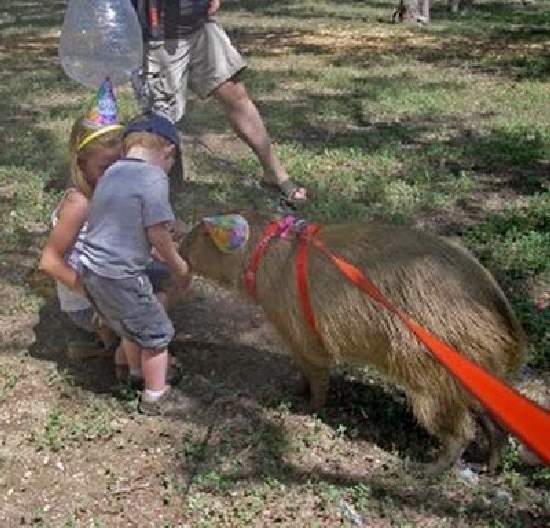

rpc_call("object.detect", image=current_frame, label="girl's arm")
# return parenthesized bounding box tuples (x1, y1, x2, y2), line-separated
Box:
(39, 192, 89, 294)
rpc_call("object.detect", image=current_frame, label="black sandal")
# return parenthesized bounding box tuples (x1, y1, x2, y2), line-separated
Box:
(262, 179, 307, 207)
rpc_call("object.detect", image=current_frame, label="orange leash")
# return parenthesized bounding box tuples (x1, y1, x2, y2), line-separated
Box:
(308, 234, 550, 465)
(246, 219, 550, 464)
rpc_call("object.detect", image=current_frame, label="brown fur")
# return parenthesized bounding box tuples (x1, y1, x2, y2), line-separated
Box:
(182, 212, 527, 472)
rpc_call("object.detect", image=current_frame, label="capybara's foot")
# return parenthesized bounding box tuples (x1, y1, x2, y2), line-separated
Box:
(475, 410, 507, 473)
(419, 459, 454, 477)
(309, 381, 329, 411)
(294, 359, 329, 410)
(296, 374, 310, 398)
(427, 437, 467, 475)
(411, 454, 458, 478)
(487, 432, 507, 474)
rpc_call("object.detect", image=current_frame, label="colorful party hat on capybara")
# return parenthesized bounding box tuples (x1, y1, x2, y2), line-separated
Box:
(203, 214, 250, 254)
(78, 78, 122, 150)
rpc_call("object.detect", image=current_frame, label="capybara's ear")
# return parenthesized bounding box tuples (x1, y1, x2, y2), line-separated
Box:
(202, 214, 250, 254)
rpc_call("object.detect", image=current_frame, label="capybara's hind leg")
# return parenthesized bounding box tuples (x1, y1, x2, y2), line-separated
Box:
(411, 392, 474, 474)
(426, 436, 469, 475)
(476, 410, 507, 473)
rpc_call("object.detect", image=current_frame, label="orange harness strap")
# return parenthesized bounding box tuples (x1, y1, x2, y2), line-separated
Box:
(296, 224, 322, 336)
(245, 219, 550, 464)
(244, 220, 281, 300)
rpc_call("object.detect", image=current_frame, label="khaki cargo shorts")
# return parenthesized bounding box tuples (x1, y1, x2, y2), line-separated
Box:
(144, 20, 247, 123)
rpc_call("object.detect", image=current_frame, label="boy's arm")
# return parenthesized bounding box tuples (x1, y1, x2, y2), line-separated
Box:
(147, 223, 190, 288)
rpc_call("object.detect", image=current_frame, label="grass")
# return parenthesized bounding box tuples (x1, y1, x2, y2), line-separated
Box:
(1, 0, 549, 526)
(32, 398, 119, 452)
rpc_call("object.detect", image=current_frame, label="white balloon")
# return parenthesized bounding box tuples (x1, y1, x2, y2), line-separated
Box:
(59, 0, 143, 88)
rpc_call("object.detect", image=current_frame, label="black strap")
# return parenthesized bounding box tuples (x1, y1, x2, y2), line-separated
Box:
(132, 0, 146, 27)
(164, 0, 180, 39)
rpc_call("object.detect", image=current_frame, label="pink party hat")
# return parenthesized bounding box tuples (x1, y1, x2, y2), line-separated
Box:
(203, 214, 250, 254)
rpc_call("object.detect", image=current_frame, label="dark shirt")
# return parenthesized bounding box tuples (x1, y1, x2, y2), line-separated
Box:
(132, 0, 209, 40)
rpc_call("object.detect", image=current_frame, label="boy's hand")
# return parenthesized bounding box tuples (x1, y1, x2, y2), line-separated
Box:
(151, 220, 186, 263)
(147, 221, 191, 290)
(174, 269, 192, 291)
(151, 246, 166, 263)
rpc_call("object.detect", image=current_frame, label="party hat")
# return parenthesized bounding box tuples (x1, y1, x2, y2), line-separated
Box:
(203, 214, 250, 254)
(78, 78, 122, 150)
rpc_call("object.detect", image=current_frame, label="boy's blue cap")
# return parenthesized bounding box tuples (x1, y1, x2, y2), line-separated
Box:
(124, 112, 179, 147)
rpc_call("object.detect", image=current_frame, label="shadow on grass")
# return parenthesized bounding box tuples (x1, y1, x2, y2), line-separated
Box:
(0, 2, 74, 189)
(167, 341, 542, 526)
(431, 1, 550, 28)
(0, 0, 65, 33)
(222, 0, 550, 81)
(222, 0, 383, 21)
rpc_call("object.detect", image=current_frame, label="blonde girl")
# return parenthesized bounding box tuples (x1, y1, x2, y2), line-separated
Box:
(40, 114, 123, 345)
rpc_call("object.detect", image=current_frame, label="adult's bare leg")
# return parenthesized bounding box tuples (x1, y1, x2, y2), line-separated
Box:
(213, 78, 306, 201)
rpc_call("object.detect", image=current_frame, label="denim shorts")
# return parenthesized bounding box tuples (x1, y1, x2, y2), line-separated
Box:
(82, 268, 174, 351)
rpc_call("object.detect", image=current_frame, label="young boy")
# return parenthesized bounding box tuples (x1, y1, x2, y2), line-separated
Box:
(79, 112, 191, 415)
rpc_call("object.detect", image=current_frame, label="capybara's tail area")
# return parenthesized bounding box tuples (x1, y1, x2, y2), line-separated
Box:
(440, 237, 528, 377)
(488, 291, 527, 377)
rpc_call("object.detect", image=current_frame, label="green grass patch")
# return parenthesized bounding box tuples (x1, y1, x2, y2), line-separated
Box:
(32, 398, 120, 452)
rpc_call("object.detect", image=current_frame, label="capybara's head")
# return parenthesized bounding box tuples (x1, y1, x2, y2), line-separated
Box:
(182, 213, 257, 288)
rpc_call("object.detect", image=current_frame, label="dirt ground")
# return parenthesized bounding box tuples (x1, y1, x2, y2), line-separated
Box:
(1, 209, 548, 527)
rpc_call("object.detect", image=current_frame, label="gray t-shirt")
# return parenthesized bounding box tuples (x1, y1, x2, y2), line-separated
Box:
(80, 158, 175, 279)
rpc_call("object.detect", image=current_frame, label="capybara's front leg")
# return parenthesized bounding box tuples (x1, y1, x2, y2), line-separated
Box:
(293, 355, 330, 410)
(309, 368, 330, 410)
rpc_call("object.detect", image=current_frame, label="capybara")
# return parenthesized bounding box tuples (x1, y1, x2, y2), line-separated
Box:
(182, 212, 526, 473)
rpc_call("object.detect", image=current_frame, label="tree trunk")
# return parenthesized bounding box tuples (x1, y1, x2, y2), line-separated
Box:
(394, 0, 430, 24)
(449, 0, 473, 14)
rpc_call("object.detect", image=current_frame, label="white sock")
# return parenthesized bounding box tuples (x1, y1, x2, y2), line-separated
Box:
(129, 367, 143, 378)
(144, 387, 168, 401)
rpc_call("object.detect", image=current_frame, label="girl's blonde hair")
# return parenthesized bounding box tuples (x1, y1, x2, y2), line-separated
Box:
(68, 117, 123, 199)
